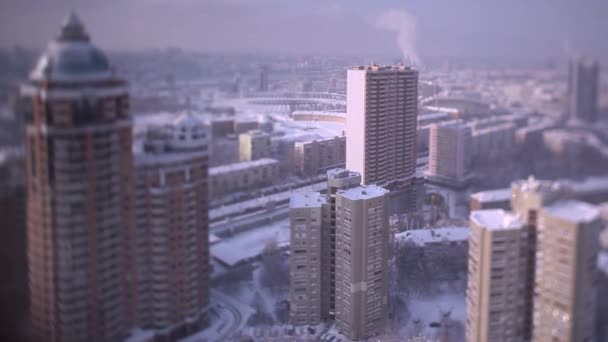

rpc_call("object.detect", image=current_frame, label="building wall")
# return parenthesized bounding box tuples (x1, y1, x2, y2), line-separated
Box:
(334, 186, 389, 340)
(466, 211, 526, 342)
(208, 159, 279, 199)
(429, 121, 471, 180)
(346, 66, 418, 188)
(25, 91, 134, 342)
(533, 204, 601, 342)
(289, 194, 326, 325)
(134, 152, 208, 333)
(294, 136, 346, 178)
(239, 131, 270, 162)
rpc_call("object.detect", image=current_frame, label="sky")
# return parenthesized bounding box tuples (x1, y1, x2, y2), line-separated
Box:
(1, 0, 607, 62)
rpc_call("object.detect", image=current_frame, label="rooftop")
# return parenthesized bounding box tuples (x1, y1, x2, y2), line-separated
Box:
(351, 64, 415, 72)
(209, 158, 278, 176)
(327, 168, 361, 180)
(395, 227, 469, 247)
(290, 192, 326, 209)
(470, 188, 512, 203)
(338, 185, 389, 201)
(470, 209, 523, 230)
(543, 200, 599, 224)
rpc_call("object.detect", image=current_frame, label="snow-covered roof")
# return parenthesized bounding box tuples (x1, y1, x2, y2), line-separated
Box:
(470, 209, 523, 230)
(470, 188, 511, 203)
(338, 185, 389, 200)
(290, 192, 326, 209)
(209, 158, 278, 176)
(543, 200, 599, 224)
(211, 219, 290, 267)
(395, 227, 469, 247)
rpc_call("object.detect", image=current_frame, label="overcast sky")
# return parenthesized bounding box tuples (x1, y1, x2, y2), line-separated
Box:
(1, 0, 607, 61)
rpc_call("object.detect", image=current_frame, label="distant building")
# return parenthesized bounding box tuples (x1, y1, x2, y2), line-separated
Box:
(346, 65, 418, 188)
(294, 136, 346, 177)
(258, 65, 269, 92)
(21, 13, 134, 341)
(469, 189, 512, 211)
(208, 158, 279, 199)
(533, 200, 602, 341)
(567, 58, 599, 122)
(134, 113, 209, 336)
(239, 130, 271, 162)
(466, 209, 526, 342)
(335, 185, 390, 340)
(468, 118, 516, 160)
(428, 120, 471, 183)
(289, 192, 328, 326)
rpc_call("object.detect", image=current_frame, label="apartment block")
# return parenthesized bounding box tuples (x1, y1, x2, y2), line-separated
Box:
(289, 192, 328, 325)
(294, 136, 346, 177)
(134, 113, 209, 336)
(346, 65, 418, 188)
(208, 158, 279, 199)
(239, 130, 271, 162)
(428, 120, 471, 181)
(466, 209, 526, 342)
(324, 169, 361, 318)
(533, 200, 601, 342)
(334, 185, 390, 340)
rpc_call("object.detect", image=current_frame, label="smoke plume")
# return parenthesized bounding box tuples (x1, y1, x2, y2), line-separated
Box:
(375, 9, 421, 66)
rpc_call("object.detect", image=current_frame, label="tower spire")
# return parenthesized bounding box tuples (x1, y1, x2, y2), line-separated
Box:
(58, 11, 90, 41)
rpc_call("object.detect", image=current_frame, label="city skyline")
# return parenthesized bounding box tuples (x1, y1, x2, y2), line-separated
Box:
(0, 5, 607, 342)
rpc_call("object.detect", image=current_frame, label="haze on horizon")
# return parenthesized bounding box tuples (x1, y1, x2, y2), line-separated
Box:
(1, 0, 607, 63)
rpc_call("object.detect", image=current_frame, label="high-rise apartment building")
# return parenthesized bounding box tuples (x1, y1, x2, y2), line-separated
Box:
(567, 58, 600, 122)
(533, 200, 601, 342)
(324, 169, 361, 318)
(510, 176, 565, 340)
(334, 185, 390, 340)
(467, 177, 601, 342)
(346, 65, 418, 188)
(239, 130, 271, 162)
(466, 209, 526, 341)
(21, 14, 134, 341)
(289, 192, 327, 326)
(428, 120, 471, 182)
(134, 113, 209, 336)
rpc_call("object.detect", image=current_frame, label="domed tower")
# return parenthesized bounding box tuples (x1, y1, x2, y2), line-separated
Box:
(21, 13, 134, 342)
(134, 112, 209, 336)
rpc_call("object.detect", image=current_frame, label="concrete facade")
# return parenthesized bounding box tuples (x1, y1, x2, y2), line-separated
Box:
(334, 185, 390, 340)
(466, 209, 526, 342)
(134, 113, 209, 336)
(533, 200, 601, 342)
(428, 120, 471, 181)
(239, 130, 270, 162)
(346, 65, 418, 188)
(294, 136, 346, 177)
(208, 158, 279, 199)
(289, 192, 328, 326)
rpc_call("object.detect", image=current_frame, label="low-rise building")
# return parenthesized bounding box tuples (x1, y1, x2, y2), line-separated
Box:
(294, 136, 346, 177)
(239, 130, 271, 162)
(209, 158, 279, 199)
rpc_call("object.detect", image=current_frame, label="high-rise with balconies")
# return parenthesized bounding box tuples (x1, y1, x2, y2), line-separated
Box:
(21, 13, 134, 341)
(346, 65, 418, 189)
(134, 113, 209, 337)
